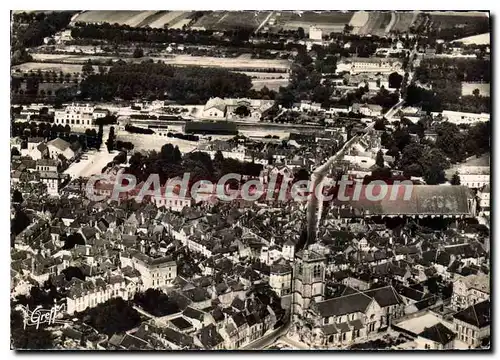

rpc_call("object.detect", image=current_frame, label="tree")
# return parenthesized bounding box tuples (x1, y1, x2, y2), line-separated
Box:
(374, 118, 386, 131)
(214, 150, 224, 165)
(62, 266, 86, 281)
(80, 298, 141, 336)
(450, 172, 461, 185)
(293, 168, 309, 182)
(11, 310, 54, 349)
(297, 27, 305, 39)
(133, 47, 144, 58)
(376, 150, 385, 168)
(12, 189, 23, 204)
(424, 165, 446, 185)
(11, 209, 31, 236)
(81, 60, 94, 74)
(11, 147, 20, 157)
(234, 105, 251, 117)
(473, 88, 480, 97)
(62, 232, 85, 250)
(388, 72, 404, 89)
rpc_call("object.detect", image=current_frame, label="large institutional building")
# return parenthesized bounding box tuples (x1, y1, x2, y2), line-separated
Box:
(54, 103, 108, 126)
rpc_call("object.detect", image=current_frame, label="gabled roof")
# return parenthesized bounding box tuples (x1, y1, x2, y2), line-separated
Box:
(47, 138, 71, 151)
(315, 292, 372, 317)
(453, 300, 490, 328)
(419, 323, 456, 345)
(363, 286, 404, 308)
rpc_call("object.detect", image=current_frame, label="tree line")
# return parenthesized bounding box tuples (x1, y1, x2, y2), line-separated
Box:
(79, 62, 252, 103)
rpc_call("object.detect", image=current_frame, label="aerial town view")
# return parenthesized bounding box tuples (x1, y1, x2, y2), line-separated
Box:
(10, 10, 491, 351)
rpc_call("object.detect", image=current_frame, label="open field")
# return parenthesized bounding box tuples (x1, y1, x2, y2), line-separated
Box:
(271, 11, 353, 33)
(73, 10, 194, 28)
(452, 32, 490, 45)
(73, 11, 151, 26)
(251, 78, 289, 91)
(30, 53, 291, 71)
(349, 11, 369, 28)
(145, 11, 192, 29)
(64, 149, 118, 179)
(191, 11, 271, 31)
(117, 133, 199, 153)
(357, 11, 393, 36)
(427, 12, 489, 30)
(12, 62, 97, 73)
(390, 12, 418, 32)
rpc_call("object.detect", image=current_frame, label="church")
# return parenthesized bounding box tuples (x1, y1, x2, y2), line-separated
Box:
(290, 248, 405, 348)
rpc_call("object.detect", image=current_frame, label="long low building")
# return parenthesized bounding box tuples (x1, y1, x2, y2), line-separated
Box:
(331, 185, 476, 218)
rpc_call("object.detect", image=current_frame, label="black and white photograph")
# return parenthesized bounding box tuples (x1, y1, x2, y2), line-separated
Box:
(9, 9, 491, 351)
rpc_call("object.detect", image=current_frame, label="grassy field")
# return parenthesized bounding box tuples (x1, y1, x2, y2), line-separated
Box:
(191, 11, 271, 31)
(74, 11, 148, 25)
(145, 11, 192, 29)
(428, 13, 490, 29)
(357, 11, 393, 36)
(271, 11, 353, 33)
(24, 53, 290, 73)
(12, 62, 95, 73)
(390, 12, 417, 33)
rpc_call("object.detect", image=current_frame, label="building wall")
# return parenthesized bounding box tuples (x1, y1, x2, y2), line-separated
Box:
(270, 272, 292, 297)
(453, 318, 489, 348)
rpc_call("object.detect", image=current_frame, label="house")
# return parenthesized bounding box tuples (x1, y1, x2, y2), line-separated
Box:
(352, 103, 383, 117)
(22, 138, 48, 160)
(336, 57, 403, 75)
(66, 276, 138, 315)
(47, 138, 80, 160)
(452, 300, 490, 349)
(202, 97, 275, 120)
(202, 97, 226, 119)
(269, 263, 292, 297)
(441, 110, 489, 125)
(456, 166, 489, 189)
(451, 273, 489, 311)
(36, 158, 58, 172)
(415, 323, 457, 350)
(54, 103, 95, 126)
(120, 251, 177, 289)
(478, 184, 490, 216)
(39, 171, 60, 196)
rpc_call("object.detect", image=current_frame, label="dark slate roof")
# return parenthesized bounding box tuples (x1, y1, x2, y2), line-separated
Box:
(396, 285, 426, 302)
(170, 317, 193, 330)
(198, 324, 225, 349)
(231, 297, 245, 311)
(162, 327, 193, 348)
(232, 312, 247, 328)
(211, 307, 225, 322)
(419, 323, 456, 345)
(315, 292, 372, 317)
(321, 324, 338, 335)
(363, 286, 404, 307)
(183, 307, 204, 321)
(453, 300, 491, 328)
